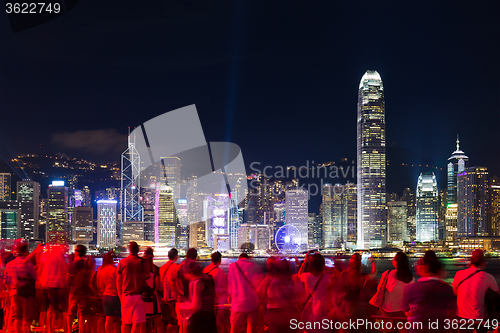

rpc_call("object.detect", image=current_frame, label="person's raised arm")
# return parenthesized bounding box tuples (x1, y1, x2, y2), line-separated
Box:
(298, 254, 310, 280)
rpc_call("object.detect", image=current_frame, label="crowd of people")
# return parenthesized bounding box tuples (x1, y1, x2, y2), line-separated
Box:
(0, 239, 499, 333)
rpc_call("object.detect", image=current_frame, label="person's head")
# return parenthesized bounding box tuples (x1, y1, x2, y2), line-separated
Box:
(471, 249, 486, 268)
(348, 253, 362, 274)
(309, 253, 325, 275)
(102, 251, 115, 267)
(239, 253, 249, 260)
(145, 247, 154, 257)
(275, 259, 292, 278)
(211, 251, 222, 265)
(75, 244, 87, 258)
(186, 248, 198, 260)
(266, 256, 278, 275)
(417, 250, 441, 277)
(168, 248, 179, 261)
(129, 241, 139, 255)
(393, 252, 413, 283)
(181, 259, 202, 280)
(15, 239, 28, 256)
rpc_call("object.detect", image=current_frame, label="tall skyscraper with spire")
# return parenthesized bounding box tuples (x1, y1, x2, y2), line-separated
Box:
(445, 135, 468, 241)
(357, 70, 386, 249)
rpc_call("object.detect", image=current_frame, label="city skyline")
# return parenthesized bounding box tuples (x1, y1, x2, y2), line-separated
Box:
(0, 1, 498, 180)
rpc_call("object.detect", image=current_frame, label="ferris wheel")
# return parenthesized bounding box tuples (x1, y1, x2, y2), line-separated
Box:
(275, 225, 301, 253)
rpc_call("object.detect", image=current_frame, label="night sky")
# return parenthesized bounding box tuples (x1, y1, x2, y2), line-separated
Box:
(1, 1, 499, 184)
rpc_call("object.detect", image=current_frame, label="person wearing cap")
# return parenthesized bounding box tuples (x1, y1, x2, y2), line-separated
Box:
(3, 239, 37, 333)
(452, 249, 500, 333)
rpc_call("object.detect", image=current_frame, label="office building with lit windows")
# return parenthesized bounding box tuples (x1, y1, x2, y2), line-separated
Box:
(47, 181, 69, 243)
(285, 187, 308, 250)
(457, 167, 489, 237)
(0, 173, 11, 201)
(156, 184, 176, 246)
(74, 206, 93, 245)
(16, 181, 40, 240)
(322, 184, 343, 248)
(446, 137, 469, 241)
(416, 173, 439, 242)
(97, 200, 117, 248)
(490, 181, 500, 236)
(357, 70, 386, 249)
(0, 200, 19, 239)
(387, 201, 408, 244)
(342, 183, 357, 247)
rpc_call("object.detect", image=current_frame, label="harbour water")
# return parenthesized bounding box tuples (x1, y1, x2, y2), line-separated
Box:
(148, 256, 500, 286)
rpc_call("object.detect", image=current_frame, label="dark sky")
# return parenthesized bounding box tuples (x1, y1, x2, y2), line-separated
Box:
(1, 1, 499, 179)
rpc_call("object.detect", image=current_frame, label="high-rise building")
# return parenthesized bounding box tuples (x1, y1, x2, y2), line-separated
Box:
(0, 200, 19, 239)
(307, 213, 317, 247)
(122, 221, 144, 244)
(401, 188, 416, 241)
(156, 184, 176, 246)
(176, 199, 189, 249)
(457, 167, 489, 237)
(81, 186, 91, 207)
(74, 206, 93, 245)
(97, 200, 117, 248)
(322, 184, 343, 248)
(189, 221, 206, 248)
(203, 193, 230, 248)
(160, 157, 181, 201)
(285, 187, 308, 249)
(16, 181, 40, 240)
(0, 173, 12, 201)
(228, 191, 240, 250)
(490, 178, 500, 236)
(387, 201, 408, 244)
(446, 137, 468, 241)
(141, 185, 156, 243)
(237, 224, 270, 250)
(342, 183, 357, 247)
(357, 70, 386, 249)
(416, 173, 439, 242)
(121, 136, 143, 245)
(47, 181, 69, 243)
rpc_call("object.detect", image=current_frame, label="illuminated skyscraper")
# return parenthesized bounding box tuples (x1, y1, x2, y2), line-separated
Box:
(0, 200, 19, 239)
(285, 187, 308, 250)
(74, 206, 93, 245)
(490, 178, 500, 236)
(416, 173, 438, 242)
(121, 134, 143, 244)
(16, 181, 40, 240)
(357, 70, 386, 249)
(457, 167, 489, 237)
(97, 200, 117, 248)
(156, 184, 176, 246)
(203, 193, 230, 248)
(47, 181, 69, 243)
(176, 198, 189, 249)
(445, 136, 469, 241)
(387, 201, 408, 244)
(81, 186, 91, 207)
(0, 173, 11, 201)
(342, 183, 357, 247)
(322, 184, 343, 248)
(161, 157, 181, 201)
